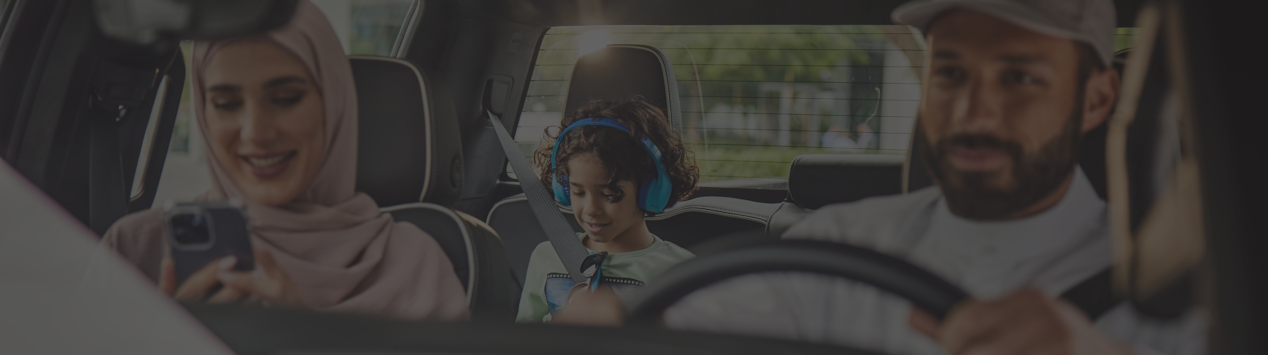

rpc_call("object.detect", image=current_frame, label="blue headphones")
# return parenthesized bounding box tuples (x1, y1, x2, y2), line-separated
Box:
(550, 118, 673, 213)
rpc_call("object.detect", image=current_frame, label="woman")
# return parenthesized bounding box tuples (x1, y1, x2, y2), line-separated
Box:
(101, 0, 468, 321)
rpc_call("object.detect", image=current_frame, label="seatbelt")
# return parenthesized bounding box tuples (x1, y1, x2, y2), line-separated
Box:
(88, 102, 129, 236)
(488, 111, 590, 285)
(87, 60, 158, 236)
(1059, 267, 1120, 321)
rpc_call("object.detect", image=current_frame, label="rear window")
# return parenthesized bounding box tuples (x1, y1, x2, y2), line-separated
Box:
(516, 25, 925, 187)
(516, 26, 1141, 187)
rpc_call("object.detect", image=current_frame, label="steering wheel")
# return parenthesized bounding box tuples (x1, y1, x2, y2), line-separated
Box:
(624, 239, 970, 323)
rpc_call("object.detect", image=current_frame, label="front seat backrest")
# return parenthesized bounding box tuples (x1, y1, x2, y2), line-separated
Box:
(350, 57, 513, 321)
(351, 56, 464, 207)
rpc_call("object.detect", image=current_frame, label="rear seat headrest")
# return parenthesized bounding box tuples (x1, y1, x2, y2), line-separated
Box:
(788, 154, 904, 210)
(350, 57, 464, 207)
(564, 44, 683, 132)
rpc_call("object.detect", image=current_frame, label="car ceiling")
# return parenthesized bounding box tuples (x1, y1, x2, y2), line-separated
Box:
(452, 0, 1143, 27)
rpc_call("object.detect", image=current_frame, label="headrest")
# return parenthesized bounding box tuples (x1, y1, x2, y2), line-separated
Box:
(350, 57, 464, 207)
(564, 44, 683, 132)
(902, 48, 1133, 198)
(788, 154, 904, 210)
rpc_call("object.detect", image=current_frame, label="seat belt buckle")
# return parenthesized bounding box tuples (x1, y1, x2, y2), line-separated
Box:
(579, 251, 608, 292)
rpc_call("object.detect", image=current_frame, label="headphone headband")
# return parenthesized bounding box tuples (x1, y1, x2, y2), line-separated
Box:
(549, 118, 631, 171)
(549, 117, 674, 213)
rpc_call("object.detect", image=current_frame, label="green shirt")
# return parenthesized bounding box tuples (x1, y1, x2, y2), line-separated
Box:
(515, 233, 694, 323)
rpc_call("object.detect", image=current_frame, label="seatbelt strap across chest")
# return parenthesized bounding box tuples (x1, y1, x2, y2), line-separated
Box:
(488, 111, 590, 285)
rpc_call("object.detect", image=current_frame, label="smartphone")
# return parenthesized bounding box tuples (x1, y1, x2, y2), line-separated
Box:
(163, 200, 255, 286)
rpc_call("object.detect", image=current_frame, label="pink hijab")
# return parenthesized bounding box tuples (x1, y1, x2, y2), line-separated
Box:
(103, 0, 468, 321)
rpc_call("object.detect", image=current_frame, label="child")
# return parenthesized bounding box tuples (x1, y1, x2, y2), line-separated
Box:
(515, 98, 700, 323)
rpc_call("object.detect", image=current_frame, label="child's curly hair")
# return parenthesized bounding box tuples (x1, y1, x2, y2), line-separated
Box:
(532, 98, 699, 213)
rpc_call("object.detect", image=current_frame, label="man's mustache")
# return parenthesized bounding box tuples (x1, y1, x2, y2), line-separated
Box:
(935, 134, 1024, 159)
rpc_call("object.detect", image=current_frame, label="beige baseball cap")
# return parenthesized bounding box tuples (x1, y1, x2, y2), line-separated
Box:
(893, 0, 1117, 67)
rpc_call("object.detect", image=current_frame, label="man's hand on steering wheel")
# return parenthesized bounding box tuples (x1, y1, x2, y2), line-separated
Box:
(909, 287, 1138, 355)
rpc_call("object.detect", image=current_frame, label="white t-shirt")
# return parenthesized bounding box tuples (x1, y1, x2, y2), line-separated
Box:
(664, 169, 1205, 355)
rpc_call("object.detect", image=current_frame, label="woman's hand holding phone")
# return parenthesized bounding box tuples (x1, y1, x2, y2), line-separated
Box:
(216, 247, 308, 308)
(159, 256, 246, 303)
(161, 201, 308, 308)
(159, 248, 308, 308)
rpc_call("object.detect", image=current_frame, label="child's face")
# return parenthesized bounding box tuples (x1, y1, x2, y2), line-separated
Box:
(566, 152, 646, 244)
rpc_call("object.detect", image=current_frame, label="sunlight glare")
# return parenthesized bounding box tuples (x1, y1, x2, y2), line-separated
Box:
(576, 29, 613, 56)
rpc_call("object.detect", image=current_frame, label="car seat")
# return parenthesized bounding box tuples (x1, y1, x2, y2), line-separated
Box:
(350, 56, 514, 321)
(483, 45, 780, 303)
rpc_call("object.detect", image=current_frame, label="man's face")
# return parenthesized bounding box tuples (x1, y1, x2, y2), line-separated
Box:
(919, 10, 1099, 220)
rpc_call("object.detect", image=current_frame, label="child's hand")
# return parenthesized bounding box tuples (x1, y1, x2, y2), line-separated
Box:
(553, 285, 625, 326)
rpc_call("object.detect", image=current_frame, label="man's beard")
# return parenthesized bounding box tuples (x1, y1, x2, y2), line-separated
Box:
(920, 110, 1083, 220)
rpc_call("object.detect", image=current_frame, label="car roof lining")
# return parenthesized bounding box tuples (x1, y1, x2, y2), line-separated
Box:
(453, 0, 1142, 28)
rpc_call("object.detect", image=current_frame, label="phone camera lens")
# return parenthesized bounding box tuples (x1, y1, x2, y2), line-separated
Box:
(171, 212, 211, 245)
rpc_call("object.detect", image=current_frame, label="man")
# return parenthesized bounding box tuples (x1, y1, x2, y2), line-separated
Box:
(556, 0, 1206, 354)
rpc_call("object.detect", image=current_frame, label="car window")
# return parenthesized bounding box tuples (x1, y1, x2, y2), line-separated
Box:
(148, 1, 420, 206)
(1, 0, 10, 28)
(514, 25, 925, 187)
(514, 25, 1141, 187)
(128, 75, 172, 201)
(1116, 27, 1138, 52)
(150, 41, 205, 206)
(311, 0, 419, 56)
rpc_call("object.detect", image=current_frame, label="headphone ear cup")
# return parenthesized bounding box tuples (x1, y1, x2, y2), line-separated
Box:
(552, 174, 571, 206)
(643, 175, 671, 213)
(637, 180, 653, 212)
(638, 137, 673, 213)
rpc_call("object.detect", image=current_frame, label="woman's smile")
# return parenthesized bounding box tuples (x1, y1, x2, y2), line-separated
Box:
(240, 151, 296, 179)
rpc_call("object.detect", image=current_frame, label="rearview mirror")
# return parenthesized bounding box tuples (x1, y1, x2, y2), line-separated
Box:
(93, 0, 300, 45)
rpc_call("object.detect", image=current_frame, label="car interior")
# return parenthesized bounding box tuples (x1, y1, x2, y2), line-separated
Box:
(1, 0, 1266, 354)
